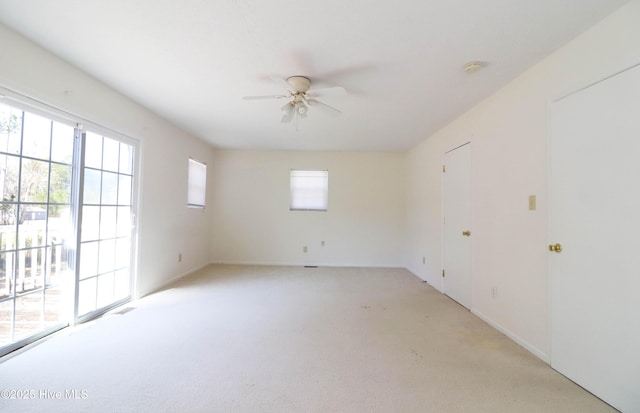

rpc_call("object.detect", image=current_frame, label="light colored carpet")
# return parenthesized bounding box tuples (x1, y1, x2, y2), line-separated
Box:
(0, 265, 615, 412)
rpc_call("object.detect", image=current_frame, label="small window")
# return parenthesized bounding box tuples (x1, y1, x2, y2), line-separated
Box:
(188, 158, 207, 208)
(290, 170, 328, 211)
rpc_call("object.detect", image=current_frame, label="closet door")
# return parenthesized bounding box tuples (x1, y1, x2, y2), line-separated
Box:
(549, 65, 640, 412)
(443, 142, 472, 309)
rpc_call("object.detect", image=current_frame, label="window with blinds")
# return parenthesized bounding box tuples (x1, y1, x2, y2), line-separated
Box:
(290, 170, 328, 211)
(187, 158, 206, 208)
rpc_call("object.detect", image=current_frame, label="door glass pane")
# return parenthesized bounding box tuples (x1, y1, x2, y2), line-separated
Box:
(81, 205, 100, 241)
(0, 103, 22, 155)
(47, 203, 68, 236)
(97, 272, 114, 309)
(17, 248, 46, 292)
(116, 207, 131, 237)
(0, 251, 14, 299)
(115, 238, 130, 268)
(98, 239, 116, 274)
(78, 278, 96, 316)
(50, 163, 72, 205)
(84, 132, 102, 169)
(119, 143, 133, 174)
(79, 241, 98, 280)
(100, 206, 117, 239)
(0, 154, 20, 202)
(44, 286, 65, 326)
(102, 138, 119, 172)
(18, 208, 47, 247)
(21, 112, 51, 160)
(14, 292, 43, 341)
(83, 169, 101, 204)
(118, 175, 131, 205)
(0, 220, 17, 251)
(46, 245, 69, 286)
(0, 300, 13, 345)
(15, 249, 45, 294)
(114, 268, 130, 301)
(50, 123, 74, 164)
(20, 159, 50, 203)
(101, 172, 118, 205)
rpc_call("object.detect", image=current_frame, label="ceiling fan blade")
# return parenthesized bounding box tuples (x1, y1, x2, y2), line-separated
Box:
(269, 76, 292, 90)
(307, 86, 347, 98)
(307, 99, 342, 116)
(243, 94, 288, 100)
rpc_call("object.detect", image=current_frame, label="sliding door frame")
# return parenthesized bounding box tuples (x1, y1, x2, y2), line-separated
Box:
(73, 127, 139, 324)
(0, 86, 140, 354)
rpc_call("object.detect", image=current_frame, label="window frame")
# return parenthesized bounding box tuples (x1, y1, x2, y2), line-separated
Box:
(289, 169, 329, 212)
(187, 158, 207, 209)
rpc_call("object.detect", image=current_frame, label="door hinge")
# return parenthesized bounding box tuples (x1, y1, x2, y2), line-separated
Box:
(442, 164, 446, 173)
(442, 269, 445, 277)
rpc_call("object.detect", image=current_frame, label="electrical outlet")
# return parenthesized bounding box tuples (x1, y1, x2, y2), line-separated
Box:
(303, 246, 308, 253)
(491, 287, 497, 298)
(422, 256, 426, 264)
(178, 253, 182, 262)
(321, 241, 325, 247)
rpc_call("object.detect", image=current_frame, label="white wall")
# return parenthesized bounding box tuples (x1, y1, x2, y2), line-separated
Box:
(211, 150, 405, 267)
(404, 0, 640, 361)
(0, 23, 215, 297)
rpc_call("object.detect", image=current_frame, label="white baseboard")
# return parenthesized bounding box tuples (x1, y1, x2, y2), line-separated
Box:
(403, 267, 548, 363)
(210, 260, 301, 267)
(404, 266, 443, 292)
(404, 265, 426, 280)
(139, 263, 211, 298)
(471, 308, 549, 364)
(210, 260, 404, 268)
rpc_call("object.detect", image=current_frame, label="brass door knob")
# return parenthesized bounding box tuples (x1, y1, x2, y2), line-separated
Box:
(462, 230, 471, 237)
(548, 243, 562, 253)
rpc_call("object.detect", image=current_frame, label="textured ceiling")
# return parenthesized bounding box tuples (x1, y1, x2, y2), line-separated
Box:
(0, 0, 628, 151)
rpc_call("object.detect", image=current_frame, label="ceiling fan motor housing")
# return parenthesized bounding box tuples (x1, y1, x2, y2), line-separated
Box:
(287, 76, 311, 93)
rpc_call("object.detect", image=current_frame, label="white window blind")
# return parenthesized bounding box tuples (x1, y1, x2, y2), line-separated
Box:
(290, 170, 328, 211)
(188, 158, 207, 208)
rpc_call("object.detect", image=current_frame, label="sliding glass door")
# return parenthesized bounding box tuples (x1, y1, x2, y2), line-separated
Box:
(77, 132, 135, 319)
(0, 104, 75, 350)
(0, 100, 137, 356)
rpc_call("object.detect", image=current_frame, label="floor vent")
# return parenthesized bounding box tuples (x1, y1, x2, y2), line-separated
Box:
(113, 307, 135, 315)
(304, 266, 318, 268)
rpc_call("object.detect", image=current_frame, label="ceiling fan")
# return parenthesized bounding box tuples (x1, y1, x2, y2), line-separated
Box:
(243, 76, 345, 127)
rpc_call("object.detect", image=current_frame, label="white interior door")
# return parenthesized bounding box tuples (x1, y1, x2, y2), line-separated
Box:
(550, 64, 640, 412)
(443, 143, 472, 309)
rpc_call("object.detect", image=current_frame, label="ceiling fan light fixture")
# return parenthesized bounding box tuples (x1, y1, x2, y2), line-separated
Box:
(280, 102, 295, 123)
(244, 74, 343, 126)
(297, 101, 308, 115)
(281, 102, 294, 114)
